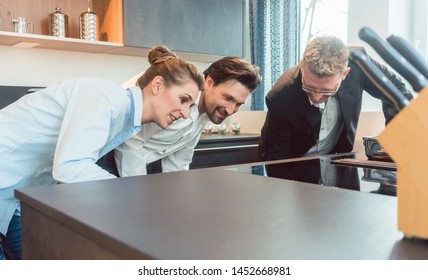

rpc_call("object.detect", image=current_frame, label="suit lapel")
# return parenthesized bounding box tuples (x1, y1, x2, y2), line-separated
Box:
(337, 84, 357, 145)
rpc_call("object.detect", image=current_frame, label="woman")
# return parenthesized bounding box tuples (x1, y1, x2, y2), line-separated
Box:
(0, 45, 204, 259)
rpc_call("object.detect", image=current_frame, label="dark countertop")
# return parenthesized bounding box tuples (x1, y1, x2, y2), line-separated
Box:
(193, 132, 260, 153)
(198, 132, 260, 143)
(225, 153, 398, 196)
(15, 153, 428, 260)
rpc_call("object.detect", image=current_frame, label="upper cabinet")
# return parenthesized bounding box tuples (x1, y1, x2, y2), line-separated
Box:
(0, 0, 123, 52)
(123, 0, 246, 57)
(0, 0, 246, 61)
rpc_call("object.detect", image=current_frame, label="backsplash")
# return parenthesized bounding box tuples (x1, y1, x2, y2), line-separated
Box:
(226, 110, 266, 134)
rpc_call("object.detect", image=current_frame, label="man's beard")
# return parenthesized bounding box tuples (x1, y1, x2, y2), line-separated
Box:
(207, 107, 227, 124)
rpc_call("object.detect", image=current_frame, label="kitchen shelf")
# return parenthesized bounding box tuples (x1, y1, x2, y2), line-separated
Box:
(0, 31, 225, 62)
(0, 0, 123, 52)
(0, 31, 122, 53)
(0, 0, 233, 62)
(106, 46, 226, 62)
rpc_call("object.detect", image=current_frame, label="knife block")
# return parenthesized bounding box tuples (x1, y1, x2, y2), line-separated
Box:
(378, 88, 428, 239)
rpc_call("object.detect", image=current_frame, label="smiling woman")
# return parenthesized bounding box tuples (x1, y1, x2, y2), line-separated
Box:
(135, 45, 204, 128)
(151, 77, 199, 128)
(0, 44, 205, 260)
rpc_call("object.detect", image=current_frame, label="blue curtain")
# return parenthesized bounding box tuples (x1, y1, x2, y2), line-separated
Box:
(249, 0, 300, 110)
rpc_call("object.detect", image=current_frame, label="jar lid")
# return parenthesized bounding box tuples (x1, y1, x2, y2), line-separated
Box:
(52, 7, 64, 14)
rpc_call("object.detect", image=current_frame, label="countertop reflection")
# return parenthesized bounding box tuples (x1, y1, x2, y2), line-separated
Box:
(226, 153, 397, 196)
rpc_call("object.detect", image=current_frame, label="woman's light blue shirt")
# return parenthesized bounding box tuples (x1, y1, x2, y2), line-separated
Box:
(0, 78, 142, 235)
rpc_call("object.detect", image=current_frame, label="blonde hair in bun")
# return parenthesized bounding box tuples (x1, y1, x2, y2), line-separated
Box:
(137, 45, 204, 92)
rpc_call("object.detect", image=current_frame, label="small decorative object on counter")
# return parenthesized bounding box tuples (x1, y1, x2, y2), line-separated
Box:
(80, 7, 99, 40)
(49, 8, 68, 38)
(217, 122, 227, 135)
(204, 121, 213, 135)
(231, 122, 241, 135)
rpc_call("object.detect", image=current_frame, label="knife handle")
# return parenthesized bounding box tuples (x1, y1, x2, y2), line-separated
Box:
(359, 27, 428, 92)
(350, 49, 410, 111)
(387, 34, 428, 79)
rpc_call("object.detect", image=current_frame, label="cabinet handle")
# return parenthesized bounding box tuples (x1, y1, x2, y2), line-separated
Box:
(194, 144, 259, 152)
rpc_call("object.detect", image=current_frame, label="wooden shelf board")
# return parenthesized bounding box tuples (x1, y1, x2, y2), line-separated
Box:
(0, 31, 122, 53)
(105, 46, 224, 62)
(0, 31, 221, 62)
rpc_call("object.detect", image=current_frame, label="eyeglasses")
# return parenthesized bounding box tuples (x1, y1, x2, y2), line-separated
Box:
(301, 77, 342, 97)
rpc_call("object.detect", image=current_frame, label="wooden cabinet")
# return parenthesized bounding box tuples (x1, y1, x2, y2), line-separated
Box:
(123, 0, 245, 57)
(0, 0, 246, 61)
(0, 0, 123, 52)
(0, 0, 123, 42)
(190, 133, 260, 169)
(145, 133, 260, 174)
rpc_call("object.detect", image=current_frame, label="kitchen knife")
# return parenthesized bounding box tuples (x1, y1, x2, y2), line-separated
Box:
(387, 34, 428, 79)
(350, 49, 410, 111)
(359, 27, 428, 92)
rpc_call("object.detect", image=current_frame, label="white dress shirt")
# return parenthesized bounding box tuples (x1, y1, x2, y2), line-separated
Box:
(0, 78, 143, 234)
(305, 96, 343, 187)
(116, 70, 209, 176)
(115, 104, 209, 176)
(305, 96, 343, 156)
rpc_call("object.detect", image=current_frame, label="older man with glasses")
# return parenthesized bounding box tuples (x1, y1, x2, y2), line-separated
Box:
(258, 35, 412, 161)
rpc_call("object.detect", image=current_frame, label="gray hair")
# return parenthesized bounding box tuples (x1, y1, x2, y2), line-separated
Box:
(302, 36, 349, 78)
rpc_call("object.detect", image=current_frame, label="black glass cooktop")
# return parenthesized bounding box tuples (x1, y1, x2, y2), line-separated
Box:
(226, 154, 397, 196)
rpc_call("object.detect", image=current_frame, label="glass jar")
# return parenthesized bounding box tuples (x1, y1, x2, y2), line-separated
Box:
(231, 122, 241, 135)
(204, 122, 213, 135)
(217, 123, 227, 135)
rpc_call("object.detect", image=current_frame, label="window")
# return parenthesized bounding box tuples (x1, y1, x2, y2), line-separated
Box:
(300, 0, 348, 58)
(249, 0, 348, 111)
(412, 0, 428, 60)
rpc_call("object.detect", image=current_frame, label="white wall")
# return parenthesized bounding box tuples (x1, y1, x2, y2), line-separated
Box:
(348, 0, 412, 57)
(0, 45, 210, 87)
(412, 0, 428, 59)
(347, 0, 413, 111)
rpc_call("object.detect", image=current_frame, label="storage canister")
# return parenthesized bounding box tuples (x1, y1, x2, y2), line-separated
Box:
(49, 7, 68, 38)
(80, 7, 98, 40)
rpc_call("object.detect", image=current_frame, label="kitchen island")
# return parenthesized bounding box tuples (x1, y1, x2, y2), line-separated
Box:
(15, 153, 428, 259)
(190, 132, 260, 169)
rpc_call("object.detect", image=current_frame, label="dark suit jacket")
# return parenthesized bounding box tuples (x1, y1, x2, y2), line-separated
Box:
(258, 58, 412, 161)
